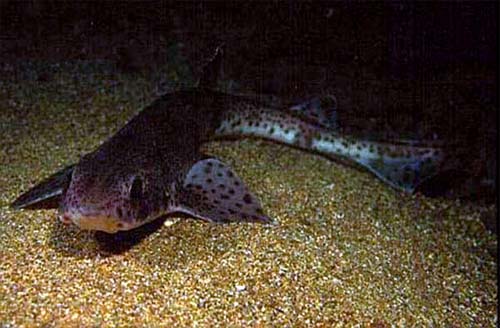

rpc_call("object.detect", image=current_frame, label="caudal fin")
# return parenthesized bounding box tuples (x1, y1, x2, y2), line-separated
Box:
(360, 147, 445, 193)
(309, 130, 446, 192)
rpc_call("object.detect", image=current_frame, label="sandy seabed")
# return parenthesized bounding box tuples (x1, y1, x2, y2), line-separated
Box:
(0, 63, 496, 327)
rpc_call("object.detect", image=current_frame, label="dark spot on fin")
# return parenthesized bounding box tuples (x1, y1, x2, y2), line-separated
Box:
(173, 157, 271, 224)
(10, 164, 75, 210)
(288, 95, 338, 129)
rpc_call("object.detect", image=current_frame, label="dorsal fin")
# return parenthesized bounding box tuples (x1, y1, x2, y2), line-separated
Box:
(198, 44, 224, 89)
(288, 94, 339, 130)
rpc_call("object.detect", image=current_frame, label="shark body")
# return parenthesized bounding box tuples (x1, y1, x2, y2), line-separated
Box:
(11, 87, 444, 233)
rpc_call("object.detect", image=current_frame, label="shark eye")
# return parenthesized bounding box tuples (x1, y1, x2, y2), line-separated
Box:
(130, 176, 143, 201)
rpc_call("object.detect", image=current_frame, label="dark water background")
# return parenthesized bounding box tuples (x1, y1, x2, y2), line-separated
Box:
(0, 1, 497, 205)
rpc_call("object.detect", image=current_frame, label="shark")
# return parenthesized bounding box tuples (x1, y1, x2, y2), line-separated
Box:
(11, 47, 445, 233)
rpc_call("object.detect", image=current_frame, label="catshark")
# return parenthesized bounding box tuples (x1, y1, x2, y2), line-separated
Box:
(11, 49, 444, 233)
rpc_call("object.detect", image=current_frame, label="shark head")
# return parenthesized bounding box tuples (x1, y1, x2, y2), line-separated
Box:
(56, 151, 271, 233)
(58, 154, 165, 233)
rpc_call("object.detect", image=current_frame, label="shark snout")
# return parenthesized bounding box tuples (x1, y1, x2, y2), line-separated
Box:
(58, 206, 131, 233)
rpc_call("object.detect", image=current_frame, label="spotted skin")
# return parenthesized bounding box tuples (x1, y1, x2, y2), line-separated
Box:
(172, 158, 269, 223)
(12, 89, 444, 233)
(214, 97, 443, 192)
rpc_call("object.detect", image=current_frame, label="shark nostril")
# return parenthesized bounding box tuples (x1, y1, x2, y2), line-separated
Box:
(117, 222, 124, 229)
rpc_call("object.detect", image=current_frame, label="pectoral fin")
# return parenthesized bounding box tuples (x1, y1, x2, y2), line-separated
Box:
(11, 164, 75, 210)
(172, 158, 271, 224)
